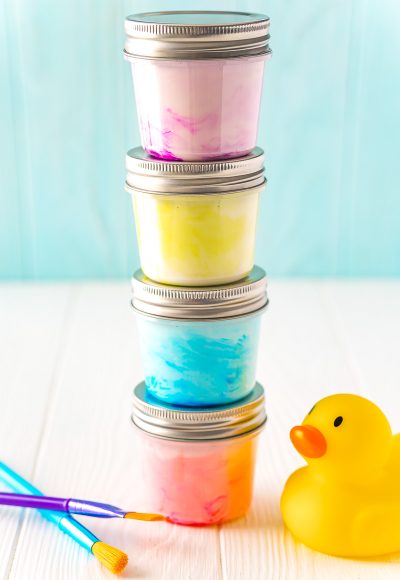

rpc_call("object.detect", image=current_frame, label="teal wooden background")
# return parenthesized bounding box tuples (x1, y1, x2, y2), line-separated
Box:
(1, 0, 400, 279)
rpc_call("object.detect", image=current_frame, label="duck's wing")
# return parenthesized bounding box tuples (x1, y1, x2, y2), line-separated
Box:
(353, 503, 400, 556)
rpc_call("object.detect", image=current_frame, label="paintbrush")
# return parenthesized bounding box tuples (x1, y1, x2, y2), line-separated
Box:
(0, 491, 165, 521)
(0, 462, 128, 574)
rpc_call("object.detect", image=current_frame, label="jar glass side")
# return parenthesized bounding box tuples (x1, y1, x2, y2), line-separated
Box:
(132, 188, 261, 286)
(134, 311, 263, 407)
(134, 427, 260, 525)
(130, 55, 266, 161)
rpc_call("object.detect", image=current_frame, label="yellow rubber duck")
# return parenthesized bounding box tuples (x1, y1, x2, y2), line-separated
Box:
(281, 394, 400, 557)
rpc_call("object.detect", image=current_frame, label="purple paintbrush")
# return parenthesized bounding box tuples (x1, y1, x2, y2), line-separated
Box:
(0, 492, 166, 521)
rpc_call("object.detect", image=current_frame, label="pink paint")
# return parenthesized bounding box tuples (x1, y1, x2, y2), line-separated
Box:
(147, 149, 182, 161)
(130, 56, 267, 161)
(136, 430, 260, 526)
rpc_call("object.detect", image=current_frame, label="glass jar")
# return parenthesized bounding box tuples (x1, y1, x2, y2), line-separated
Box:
(132, 382, 266, 525)
(126, 147, 266, 287)
(124, 11, 271, 161)
(132, 267, 268, 407)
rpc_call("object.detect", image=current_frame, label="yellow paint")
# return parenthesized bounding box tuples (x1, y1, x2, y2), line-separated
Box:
(123, 512, 166, 521)
(91, 542, 128, 575)
(281, 394, 400, 557)
(133, 189, 261, 286)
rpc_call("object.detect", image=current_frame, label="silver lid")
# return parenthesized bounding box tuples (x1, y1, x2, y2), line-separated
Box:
(126, 147, 265, 195)
(131, 266, 268, 320)
(124, 11, 271, 60)
(132, 381, 266, 441)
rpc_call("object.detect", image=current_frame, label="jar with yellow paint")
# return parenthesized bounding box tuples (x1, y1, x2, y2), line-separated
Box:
(126, 147, 265, 286)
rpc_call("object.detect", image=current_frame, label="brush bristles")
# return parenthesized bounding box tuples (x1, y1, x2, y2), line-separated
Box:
(124, 512, 166, 522)
(92, 541, 128, 575)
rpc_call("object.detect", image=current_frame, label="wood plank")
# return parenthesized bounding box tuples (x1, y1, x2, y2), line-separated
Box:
(3, 282, 400, 578)
(220, 281, 356, 580)
(8, 283, 222, 580)
(322, 280, 400, 423)
(220, 280, 400, 579)
(0, 284, 73, 578)
(314, 280, 400, 578)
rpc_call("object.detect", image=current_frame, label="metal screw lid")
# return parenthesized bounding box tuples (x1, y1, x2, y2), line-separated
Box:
(131, 266, 268, 320)
(126, 147, 266, 195)
(132, 382, 267, 441)
(124, 11, 271, 60)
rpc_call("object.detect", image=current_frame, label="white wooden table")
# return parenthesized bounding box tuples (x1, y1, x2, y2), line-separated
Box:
(0, 281, 400, 579)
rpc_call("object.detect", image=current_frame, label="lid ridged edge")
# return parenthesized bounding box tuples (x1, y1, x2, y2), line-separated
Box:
(126, 147, 264, 175)
(126, 15, 269, 38)
(131, 267, 268, 320)
(124, 11, 271, 60)
(132, 381, 267, 441)
(125, 147, 266, 195)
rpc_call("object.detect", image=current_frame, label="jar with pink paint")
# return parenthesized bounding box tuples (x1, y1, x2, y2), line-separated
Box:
(124, 11, 271, 161)
(131, 382, 266, 526)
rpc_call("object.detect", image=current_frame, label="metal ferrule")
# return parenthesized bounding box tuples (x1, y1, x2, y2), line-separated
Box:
(67, 499, 125, 519)
(124, 11, 271, 60)
(131, 266, 268, 320)
(125, 147, 265, 196)
(132, 382, 266, 441)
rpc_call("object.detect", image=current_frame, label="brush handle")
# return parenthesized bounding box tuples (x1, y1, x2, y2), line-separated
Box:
(0, 492, 69, 513)
(0, 491, 125, 518)
(0, 463, 98, 551)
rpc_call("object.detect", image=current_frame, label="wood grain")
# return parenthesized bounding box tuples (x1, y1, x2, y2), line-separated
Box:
(0, 281, 399, 579)
(0, 284, 73, 578)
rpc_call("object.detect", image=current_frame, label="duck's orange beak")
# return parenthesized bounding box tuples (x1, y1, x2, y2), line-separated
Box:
(290, 425, 327, 458)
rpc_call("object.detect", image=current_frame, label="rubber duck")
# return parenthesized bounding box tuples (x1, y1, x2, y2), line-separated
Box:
(281, 394, 400, 557)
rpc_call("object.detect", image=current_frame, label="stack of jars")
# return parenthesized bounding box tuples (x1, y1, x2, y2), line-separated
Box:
(124, 11, 271, 526)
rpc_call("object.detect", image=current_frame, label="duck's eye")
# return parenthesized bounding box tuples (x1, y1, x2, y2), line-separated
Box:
(334, 416, 343, 427)
(308, 405, 316, 415)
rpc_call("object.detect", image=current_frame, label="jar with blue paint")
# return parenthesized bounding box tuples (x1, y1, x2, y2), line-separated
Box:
(132, 266, 268, 407)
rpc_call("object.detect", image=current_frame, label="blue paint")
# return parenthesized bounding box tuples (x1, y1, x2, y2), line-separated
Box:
(136, 312, 262, 406)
